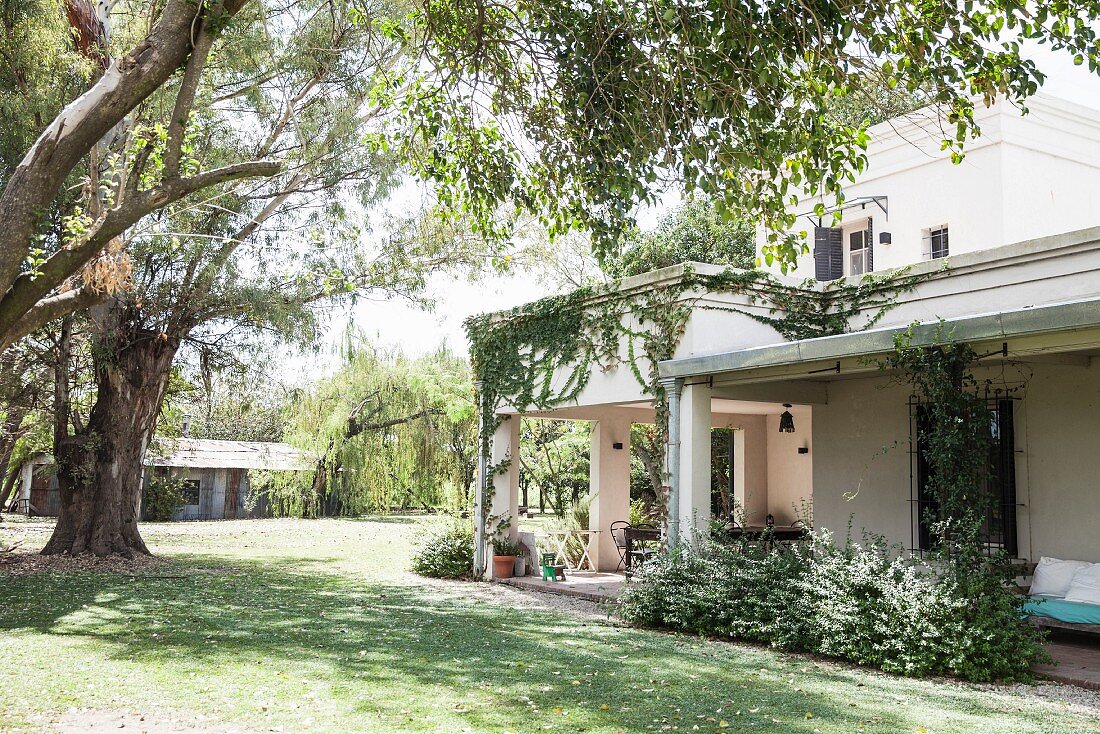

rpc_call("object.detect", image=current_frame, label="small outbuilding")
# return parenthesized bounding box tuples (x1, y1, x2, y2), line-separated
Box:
(143, 438, 315, 520)
(10, 439, 314, 521)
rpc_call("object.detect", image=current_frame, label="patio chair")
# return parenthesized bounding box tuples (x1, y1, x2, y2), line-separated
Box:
(610, 520, 630, 571)
(540, 552, 566, 582)
(627, 523, 659, 572)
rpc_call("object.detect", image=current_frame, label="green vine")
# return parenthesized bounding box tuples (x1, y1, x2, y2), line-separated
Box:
(466, 264, 938, 552)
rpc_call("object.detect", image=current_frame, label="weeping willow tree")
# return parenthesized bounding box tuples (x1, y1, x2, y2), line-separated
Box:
(276, 338, 476, 517)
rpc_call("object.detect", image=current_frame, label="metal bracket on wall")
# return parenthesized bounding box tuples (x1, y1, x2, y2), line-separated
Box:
(806, 361, 841, 375)
(976, 342, 1009, 361)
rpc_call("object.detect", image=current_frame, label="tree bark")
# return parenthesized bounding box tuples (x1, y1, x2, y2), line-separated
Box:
(0, 0, 266, 352)
(42, 304, 179, 557)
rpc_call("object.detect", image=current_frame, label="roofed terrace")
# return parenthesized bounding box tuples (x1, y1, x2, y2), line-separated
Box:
(468, 226, 1100, 578)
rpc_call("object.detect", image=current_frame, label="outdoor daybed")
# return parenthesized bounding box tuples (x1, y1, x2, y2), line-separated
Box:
(1022, 557, 1100, 634)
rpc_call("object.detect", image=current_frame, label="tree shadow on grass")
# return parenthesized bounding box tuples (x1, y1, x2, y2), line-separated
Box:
(0, 557, 1083, 734)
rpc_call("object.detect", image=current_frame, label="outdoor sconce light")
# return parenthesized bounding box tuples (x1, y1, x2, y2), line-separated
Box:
(778, 403, 795, 433)
(612, 442, 624, 450)
(879, 231, 892, 245)
(797, 447, 809, 454)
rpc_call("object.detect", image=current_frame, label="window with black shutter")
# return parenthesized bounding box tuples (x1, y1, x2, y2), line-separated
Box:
(813, 226, 843, 281)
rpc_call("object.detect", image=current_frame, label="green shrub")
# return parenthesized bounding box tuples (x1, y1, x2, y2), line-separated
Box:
(411, 518, 474, 579)
(629, 498, 658, 526)
(619, 531, 1046, 682)
(143, 475, 187, 521)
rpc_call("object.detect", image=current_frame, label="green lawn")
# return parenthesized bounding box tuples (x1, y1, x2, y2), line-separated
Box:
(0, 515, 1096, 733)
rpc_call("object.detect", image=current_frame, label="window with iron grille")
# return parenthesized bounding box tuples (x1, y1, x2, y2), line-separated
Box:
(923, 225, 949, 260)
(911, 398, 1018, 556)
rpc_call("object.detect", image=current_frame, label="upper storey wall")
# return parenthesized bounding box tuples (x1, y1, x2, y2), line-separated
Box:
(762, 94, 1100, 282)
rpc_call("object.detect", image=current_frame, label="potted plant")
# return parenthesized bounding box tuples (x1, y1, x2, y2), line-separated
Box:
(492, 535, 523, 579)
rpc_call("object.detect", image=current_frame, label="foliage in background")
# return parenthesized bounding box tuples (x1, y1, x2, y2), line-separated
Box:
(619, 530, 1046, 683)
(142, 475, 187, 522)
(276, 338, 476, 516)
(387, 0, 1099, 268)
(518, 419, 590, 516)
(160, 365, 296, 443)
(410, 517, 474, 579)
(628, 498, 658, 527)
(603, 197, 755, 278)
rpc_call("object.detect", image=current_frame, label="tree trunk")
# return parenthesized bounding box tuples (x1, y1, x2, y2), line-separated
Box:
(42, 305, 179, 557)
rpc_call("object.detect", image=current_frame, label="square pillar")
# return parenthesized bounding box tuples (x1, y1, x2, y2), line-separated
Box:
(485, 416, 520, 578)
(589, 416, 632, 571)
(678, 381, 712, 540)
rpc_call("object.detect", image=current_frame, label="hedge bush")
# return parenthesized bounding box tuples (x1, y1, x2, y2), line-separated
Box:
(143, 475, 187, 521)
(619, 531, 1046, 682)
(411, 518, 474, 579)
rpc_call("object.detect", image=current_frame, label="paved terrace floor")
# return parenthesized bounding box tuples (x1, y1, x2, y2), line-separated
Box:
(499, 570, 625, 602)
(1034, 632, 1100, 691)
(500, 571, 1100, 690)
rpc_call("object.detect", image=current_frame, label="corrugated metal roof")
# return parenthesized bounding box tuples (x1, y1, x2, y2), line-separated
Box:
(147, 439, 316, 471)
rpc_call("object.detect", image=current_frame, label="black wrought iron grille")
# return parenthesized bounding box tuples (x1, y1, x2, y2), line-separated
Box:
(908, 397, 1020, 557)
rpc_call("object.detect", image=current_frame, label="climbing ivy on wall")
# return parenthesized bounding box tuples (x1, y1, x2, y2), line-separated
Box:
(465, 263, 939, 552)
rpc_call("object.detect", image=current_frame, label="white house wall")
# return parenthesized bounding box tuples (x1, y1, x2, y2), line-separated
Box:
(831, 227, 1100, 339)
(764, 94, 1100, 281)
(811, 363, 1100, 563)
(765, 407, 813, 525)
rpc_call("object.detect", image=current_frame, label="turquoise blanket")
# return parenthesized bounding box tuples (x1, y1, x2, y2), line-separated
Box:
(1023, 595, 1100, 625)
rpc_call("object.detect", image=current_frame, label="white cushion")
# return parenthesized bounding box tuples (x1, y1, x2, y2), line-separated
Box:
(1030, 556, 1093, 598)
(1064, 564, 1100, 606)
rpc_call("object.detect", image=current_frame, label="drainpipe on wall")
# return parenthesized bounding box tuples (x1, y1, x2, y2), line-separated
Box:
(660, 377, 684, 548)
(472, 381, 488, 578)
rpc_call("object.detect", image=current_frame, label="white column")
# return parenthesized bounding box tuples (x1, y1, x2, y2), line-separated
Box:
(679, 381, 712, 541)
(485, 416, 520, 578)
(660, 377, 683, 547)
(473, 383, 488, 577)
(589, 415, 632, 571)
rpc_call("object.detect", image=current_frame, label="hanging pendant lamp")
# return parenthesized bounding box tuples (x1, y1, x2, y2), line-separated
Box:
(778, 403, 795, 433)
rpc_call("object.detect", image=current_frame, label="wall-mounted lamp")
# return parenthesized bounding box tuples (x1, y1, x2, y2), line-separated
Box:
(779, 404, 795, 433)
(797, 447, 809, 454)
(879, 231, 892, 245)
(612, 442, 624, 450)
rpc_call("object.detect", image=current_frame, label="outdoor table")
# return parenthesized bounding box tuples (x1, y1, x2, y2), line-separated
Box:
(725, 525, 807, 550)
(538, 529, 600, 571)
(623, 526, 661, 572)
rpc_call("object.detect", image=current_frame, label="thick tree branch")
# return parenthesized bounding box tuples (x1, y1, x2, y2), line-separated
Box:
(0, 0, 254, 328)
(347, 409, 444, 440)
(0, 288, 105, 352)
(0, 160, 280, 346)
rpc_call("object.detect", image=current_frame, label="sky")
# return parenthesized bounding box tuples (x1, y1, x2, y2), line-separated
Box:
(299, 40, 1100, 378)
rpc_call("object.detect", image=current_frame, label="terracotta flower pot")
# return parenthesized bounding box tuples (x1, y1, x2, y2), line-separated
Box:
(493, 555, 516, 579)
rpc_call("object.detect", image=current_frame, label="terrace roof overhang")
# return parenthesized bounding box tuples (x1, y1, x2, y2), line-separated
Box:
(657, 296, 1100, 386)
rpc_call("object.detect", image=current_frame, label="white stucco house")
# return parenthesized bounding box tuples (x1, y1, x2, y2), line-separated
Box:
(472, 92, 1100, 578)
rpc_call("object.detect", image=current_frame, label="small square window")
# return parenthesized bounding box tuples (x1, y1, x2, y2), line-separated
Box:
(180, 479, 200, 506)
(924, 226, 949, 260)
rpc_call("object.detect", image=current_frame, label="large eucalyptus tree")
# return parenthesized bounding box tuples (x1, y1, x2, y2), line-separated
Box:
(40, 0, 506, 556)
